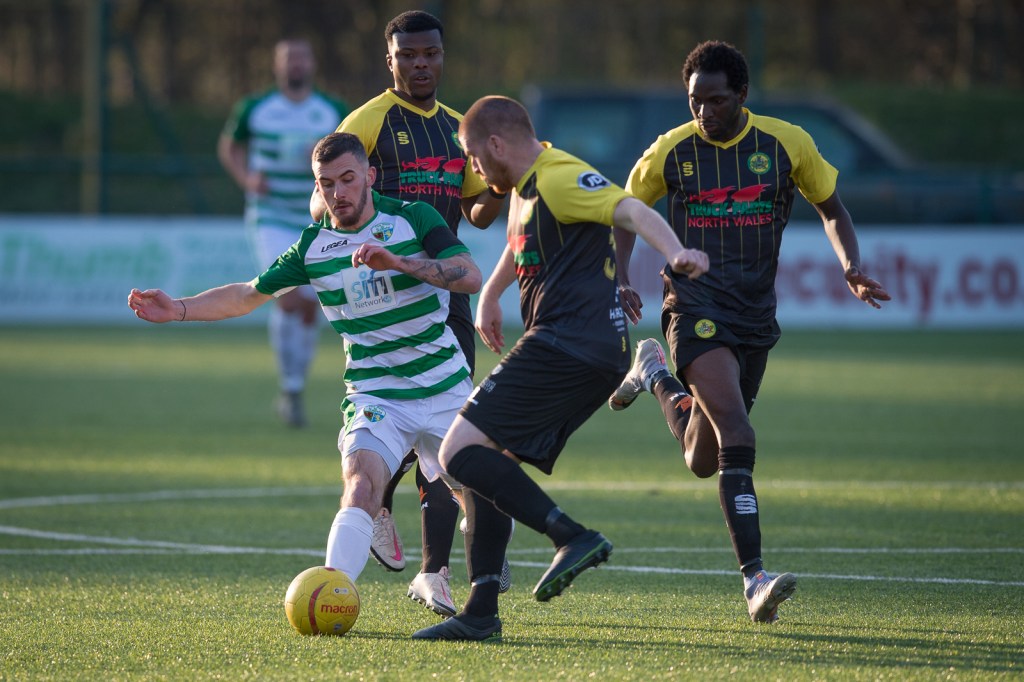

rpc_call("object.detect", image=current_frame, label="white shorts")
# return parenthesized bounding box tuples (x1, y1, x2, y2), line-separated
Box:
(338, 378, 472, 487)
(250, 223, 318, 302)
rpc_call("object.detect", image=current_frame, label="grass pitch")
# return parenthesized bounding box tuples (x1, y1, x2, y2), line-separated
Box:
(1, 325, 1021, 681)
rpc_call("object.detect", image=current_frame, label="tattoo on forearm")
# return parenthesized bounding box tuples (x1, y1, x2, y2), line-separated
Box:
(402, 257, 468, 288)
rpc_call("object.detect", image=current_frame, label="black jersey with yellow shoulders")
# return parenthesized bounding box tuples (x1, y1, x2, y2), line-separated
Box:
(510, 145, 632, 373)
(338, 90, 489, 369)
(337, 90, 487, 236)
(628, 109, 838, 330)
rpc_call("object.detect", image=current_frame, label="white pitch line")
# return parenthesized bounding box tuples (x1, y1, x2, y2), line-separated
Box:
(1, 478, 1021, 510)
(0, 525, 322, 556)
(2, 525, 1022, 587)
(0, 487, 341, 510)
(502, 561, 1024, 587)
(2, 525, 1019, 558)
(1, 544, 1020, 588)
(2, 486, 1021, 588)
(546, 480, 1024, 491)
(506, 546, 1024, 555)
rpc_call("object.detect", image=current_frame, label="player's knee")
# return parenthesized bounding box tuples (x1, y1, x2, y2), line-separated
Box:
(438, 418, 479, 470)
(687, 457, 718, 479)
(437, 443, 459, 471)
(685, 447, 718, 478)
(341, 449, 391, 503)
(441, 444, 478, 477)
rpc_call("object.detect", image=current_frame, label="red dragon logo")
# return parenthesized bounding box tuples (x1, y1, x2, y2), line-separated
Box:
(401, 155, 447, 171)
(689, 184, 770, 203)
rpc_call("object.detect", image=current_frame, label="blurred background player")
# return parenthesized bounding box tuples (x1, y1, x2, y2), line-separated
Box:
(309, 11, 508, 619)
(218, 38, 349, 427)
(611, 40, 890, 623)
(413, 96, 708, 641)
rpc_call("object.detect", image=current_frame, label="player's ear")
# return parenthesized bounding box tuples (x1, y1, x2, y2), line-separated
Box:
(310, 187, 327, 222)
(488, 134, 502, 155)
(366, 165, 377, 186)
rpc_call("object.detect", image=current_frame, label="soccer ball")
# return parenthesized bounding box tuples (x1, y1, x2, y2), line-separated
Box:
(284, 566, 360, 636)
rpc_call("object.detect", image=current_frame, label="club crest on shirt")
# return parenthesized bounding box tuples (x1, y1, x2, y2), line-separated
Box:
(747, 152, 771, 175)
(577, 171, 610, 192)
(362, 405, 386, 423)
(371, 223, 394, 242)
(694, 319, 718, 339)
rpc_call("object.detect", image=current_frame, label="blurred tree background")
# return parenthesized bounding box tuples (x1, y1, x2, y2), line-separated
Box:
(1, 0, 1022, 214)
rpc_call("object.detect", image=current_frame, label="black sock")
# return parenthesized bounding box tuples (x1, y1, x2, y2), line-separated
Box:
(460, 490, 509, 617)
(543, 507, 586, 546)
(718, 446, 762, 575)
(381, 451, 417, 512)
(652, 374, 692, 442)
(417, 466, 459, 574)
(462, 490, 512, 580)
(446, 444, 565, 537)
(462, 579, 501, 619)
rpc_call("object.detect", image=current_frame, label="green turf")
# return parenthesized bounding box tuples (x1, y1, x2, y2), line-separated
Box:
(1, 325, 1021, 680)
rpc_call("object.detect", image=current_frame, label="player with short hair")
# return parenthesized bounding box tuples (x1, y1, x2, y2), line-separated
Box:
(313, 10, 507, 618)
(131, 131, 482, 600)
(412, 96, 709, 641)
(218, 38, 348, 428)
(610, 40, 890, 623)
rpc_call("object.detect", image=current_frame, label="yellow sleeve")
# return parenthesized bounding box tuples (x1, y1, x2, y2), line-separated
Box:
(461, 163, 487, 198)
(335, 94, 389, 155)
(537, 151, 630, 225)
(626, 134, 672, 207)
(763, 119, 839, 205)
(792, 134, 839, 204)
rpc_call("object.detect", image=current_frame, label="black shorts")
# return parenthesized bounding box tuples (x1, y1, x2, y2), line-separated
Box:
(460, 336, 624, 474)
(661, 311, 780, 414)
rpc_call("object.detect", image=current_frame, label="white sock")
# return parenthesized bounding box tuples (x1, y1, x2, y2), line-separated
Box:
(325, 507, 373, 582)
(294, 316, 319, 388)
(269, 308, 312, 393)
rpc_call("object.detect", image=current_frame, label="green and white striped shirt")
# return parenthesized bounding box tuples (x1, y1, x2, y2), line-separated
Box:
(253, 192, 470, 402)
(223, 89, 348, 233)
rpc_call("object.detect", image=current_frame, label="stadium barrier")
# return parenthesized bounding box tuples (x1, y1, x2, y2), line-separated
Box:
(1, 215, 1022, 328)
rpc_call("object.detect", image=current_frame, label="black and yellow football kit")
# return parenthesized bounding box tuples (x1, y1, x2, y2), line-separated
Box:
(461, 144, 632, 467)
(338, 90, 487, 236)
(628, 109, 838, 331)
(338, 90, 488, 371)
(510, 144, 632, 373)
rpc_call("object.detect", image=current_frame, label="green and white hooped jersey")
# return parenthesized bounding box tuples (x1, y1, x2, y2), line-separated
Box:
(253, 192, 470, 402)
(222, 89, 347, 233)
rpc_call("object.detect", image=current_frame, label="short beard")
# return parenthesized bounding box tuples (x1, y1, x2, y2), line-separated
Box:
(337, 190, 369, 229)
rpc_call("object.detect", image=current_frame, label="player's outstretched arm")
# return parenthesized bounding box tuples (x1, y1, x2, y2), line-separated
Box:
(813, 191, 892, 309)
(351, 243, 482, 294)
(128, 288, 184, 323)
(612, 197, 708, 281)
(475, 244, 516, 354)
(128, 283, 271, 323)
